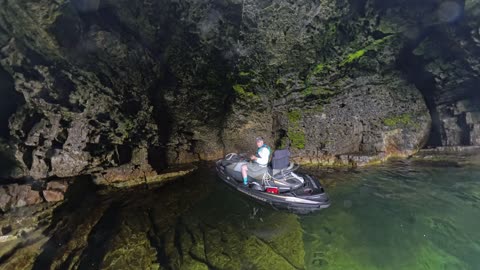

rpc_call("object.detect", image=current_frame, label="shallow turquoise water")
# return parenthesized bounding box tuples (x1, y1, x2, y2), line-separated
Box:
(5, 160, 480, 269)
(300, 162, 480, 270)
(184, 160, 480, 269)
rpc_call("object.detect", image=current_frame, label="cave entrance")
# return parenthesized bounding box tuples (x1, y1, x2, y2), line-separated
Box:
(397, 41, 443, 147)
(0, 66, 23, 140)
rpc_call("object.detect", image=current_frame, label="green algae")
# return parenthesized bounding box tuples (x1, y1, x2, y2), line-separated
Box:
(340, 35, 393, 67)
(287, 110, 306, 149)
(339, 49, 366, 66)
(305, 105, 324, 114)
(383, 113, 414, 127)
(238, 71, 251, 77)
(302, 86, 335, 97)
(312, 64, 326, 75)
(289, 131, 306, 149)
(288, 110, 302, 123)
(232, 84, 260, 101)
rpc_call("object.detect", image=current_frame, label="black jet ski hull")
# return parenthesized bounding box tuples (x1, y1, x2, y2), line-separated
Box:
(216, 160, 331, 214)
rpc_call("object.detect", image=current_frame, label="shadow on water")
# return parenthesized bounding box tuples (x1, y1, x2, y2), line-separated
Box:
(29, 166, 216, 269)
(75, 203, 122, 270)
(32, 176, 102, 270)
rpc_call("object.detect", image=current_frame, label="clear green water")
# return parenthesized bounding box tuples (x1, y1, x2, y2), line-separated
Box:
(189, 161, 480, 270)
(5, 160, 480, 270)
(301, 162, 480, 270)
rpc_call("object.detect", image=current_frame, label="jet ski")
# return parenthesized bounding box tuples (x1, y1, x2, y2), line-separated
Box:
(216, 149, 330, 214)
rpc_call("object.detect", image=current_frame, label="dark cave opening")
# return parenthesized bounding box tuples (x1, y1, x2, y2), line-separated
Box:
(147, 78, 175, 172)
(0, 66, 23, 139)
(397, 30, 443, 147)
(115, 145, 133, 165)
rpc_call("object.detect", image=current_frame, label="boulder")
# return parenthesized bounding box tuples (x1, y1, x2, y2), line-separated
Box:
(0, 184, 43, 212)
(42, 190, 64, 202)
(46, 180, 68, 193)
(0, 189, 12, 212)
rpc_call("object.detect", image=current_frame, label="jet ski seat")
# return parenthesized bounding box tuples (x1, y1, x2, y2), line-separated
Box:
(271, 149, 290, 169)
(252, 149, 291, 180)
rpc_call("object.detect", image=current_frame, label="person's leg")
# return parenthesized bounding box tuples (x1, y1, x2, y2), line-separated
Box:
(241, 164, 248, 185)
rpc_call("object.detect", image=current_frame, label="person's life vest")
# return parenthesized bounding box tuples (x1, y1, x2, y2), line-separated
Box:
(255, 144, 271, 164)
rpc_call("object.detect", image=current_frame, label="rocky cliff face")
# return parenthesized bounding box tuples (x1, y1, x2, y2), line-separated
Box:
(0, 0, 479, 181)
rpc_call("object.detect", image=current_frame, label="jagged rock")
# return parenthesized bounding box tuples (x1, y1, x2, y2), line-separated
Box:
(42, 179, 69, 203)
(441, 117, 464, 146)
(0, 190, 11, 212)
(466, 112, 480, 125)
(0, 184, 43, 212)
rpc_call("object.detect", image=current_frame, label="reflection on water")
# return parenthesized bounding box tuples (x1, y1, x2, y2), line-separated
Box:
(1, 161, 480, 269)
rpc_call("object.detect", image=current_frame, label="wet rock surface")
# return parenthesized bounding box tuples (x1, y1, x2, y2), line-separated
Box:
(413, 146, 480, 167)
(0, 180, 69, 212)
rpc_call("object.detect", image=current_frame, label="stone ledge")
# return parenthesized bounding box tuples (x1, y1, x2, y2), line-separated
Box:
(92, 164, 197, 188)
(292, 152, 387, 167)
(418, 146, 480, 155)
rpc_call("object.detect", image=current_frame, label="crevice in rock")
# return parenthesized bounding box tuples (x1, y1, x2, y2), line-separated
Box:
(22, 145, 35, 171)
(147, 79, 174, 172)
(458, 113, 471, 145)
(114, 144, 132, 165)
(53, 129, 68, 149)
(397, 28, 443, 147)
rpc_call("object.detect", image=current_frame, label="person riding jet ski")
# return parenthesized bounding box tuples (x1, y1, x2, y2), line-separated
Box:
(215, 137, 330, 213)
(241, 136, 271, 186)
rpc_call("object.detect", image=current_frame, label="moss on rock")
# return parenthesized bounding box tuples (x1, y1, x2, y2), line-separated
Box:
(287, 110, 306, 149)
(232, 84, 260, 101)
(383, 113, 415, 127)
